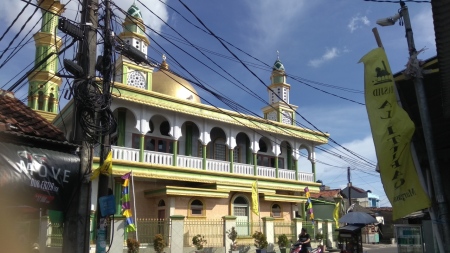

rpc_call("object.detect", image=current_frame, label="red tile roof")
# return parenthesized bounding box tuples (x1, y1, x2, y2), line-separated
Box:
(310, 189, 342, 199)
(0, 90, 66, 142)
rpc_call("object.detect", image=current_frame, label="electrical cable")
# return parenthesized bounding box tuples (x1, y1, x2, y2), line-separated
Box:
(111, 8, 377, 173)
(177, 0, 376, 168)
(0, 0, 32, 42)
(0, 1, 40, 62)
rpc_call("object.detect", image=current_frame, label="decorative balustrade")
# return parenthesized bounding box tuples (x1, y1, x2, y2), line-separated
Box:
(177, 155, 202, 169)
(298, 171, 314, 182)
(111, 145, 140, 162)
(143, 150, 173, 165)
(206, 159, 230, 173)
(278, 169, 296, 180)
(106, 146, 315, 182)
(233, 163, 254, 176)
(257, 166, 276, 178)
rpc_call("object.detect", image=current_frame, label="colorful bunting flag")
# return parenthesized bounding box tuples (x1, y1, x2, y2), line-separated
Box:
(304, 187, 314, 224)
(122, 172, 136, 232)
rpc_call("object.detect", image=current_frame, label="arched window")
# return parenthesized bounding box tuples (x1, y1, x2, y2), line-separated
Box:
(37, 91, 44, 110)
(48, 93, 55, 112)
(271, 204, 281, 218)
(258, 140, 268, 152)
(233, 196, 250, 235)
(190, 199, 204, 216)
(160, 121, 170, 136)
(214, 138, 227, 161)
(158, 200, 165, 207)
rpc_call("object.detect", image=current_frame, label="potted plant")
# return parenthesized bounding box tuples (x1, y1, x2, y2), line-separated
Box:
(277, 234, 289, 253)
(315, 233, 324, 244)
(153, 234, 166, 253)
(126, 238, 140, 253)
(227, 227, 239, 253)
(252, 231, 268, 253)
(192, 234, 207, 252)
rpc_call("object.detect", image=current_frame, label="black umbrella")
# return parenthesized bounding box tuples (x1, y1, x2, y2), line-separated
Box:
(339, 211, 378, 224)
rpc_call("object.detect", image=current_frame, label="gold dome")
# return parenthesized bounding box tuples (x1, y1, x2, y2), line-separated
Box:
(152, 62, 201, 103)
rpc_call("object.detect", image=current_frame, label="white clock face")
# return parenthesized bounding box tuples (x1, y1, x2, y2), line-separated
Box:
(282, 110, 292, 124)
(128, 70, 146, 89)
(267, 111, 277, 121)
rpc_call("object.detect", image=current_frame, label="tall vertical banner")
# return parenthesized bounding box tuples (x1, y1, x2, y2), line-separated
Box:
(304, 187, 314, 224)
(251, 181, 259, 215)
(122, 172, 136, 232)
(333, 201, 341, 228)
(360, 47, 430, 220)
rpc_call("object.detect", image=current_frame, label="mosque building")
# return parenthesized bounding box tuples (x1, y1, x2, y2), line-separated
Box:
(32, 1, 330, 245)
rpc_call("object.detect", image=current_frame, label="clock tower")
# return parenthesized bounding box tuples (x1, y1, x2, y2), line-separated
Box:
(262, 54, 297, 125)
(115, 3, 153, 89)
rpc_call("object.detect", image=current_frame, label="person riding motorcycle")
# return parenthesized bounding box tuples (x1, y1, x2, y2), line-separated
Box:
(297, 228, 312, 253)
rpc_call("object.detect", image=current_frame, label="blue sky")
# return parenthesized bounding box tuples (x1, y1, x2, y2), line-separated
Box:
(0, 0, 437, 207)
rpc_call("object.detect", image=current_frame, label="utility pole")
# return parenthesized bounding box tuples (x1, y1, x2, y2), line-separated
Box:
(63, 0, 98, 252)
(95, 0, 113, 251)
(398, 1, 450, 250)
(347, 167, 352, 208)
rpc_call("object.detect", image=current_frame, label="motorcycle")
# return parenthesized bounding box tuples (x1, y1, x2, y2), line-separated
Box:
(289, 241, 303, 253)
(289, 242, 322, 253)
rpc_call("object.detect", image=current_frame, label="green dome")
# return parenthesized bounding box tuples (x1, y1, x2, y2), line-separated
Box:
(273, 59, 285, 71)
(128, 4, 142, 19)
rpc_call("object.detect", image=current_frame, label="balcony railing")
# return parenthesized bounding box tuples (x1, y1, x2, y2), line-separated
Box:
(110, 146, 314, 182)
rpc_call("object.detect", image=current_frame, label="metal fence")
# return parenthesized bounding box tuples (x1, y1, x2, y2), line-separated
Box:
(127, 218, 171, 245)
(236, 221, 263, 238)
(184, 219, 224, 247)
(47, 222, 64, 247)
(274, 221, 296, 243)
(302, 220, 315, 239)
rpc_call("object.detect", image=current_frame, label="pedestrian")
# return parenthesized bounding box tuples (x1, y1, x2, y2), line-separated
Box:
(297, 228, 312, 253)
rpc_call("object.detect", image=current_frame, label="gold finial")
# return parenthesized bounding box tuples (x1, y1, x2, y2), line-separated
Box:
(160, 54, 169, 70)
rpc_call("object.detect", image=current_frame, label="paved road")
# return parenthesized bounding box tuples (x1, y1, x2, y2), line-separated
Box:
(363, 244, 397, 253)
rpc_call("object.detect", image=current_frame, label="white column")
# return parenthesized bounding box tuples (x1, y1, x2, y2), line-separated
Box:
(263, 217, 275, 252)
(294, 218, 303, 240)
(109, 218, 125, 253)
(170, 215, 185, 253)
(223, 216, 237, 253)
(325, 220, 333, 248)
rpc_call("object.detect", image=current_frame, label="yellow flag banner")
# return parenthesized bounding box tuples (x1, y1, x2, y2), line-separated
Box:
(90, 151, 113, 180)
(333, 201, 340, 228)
(360, 47, 430, 220)
(251, 181, 259, 215)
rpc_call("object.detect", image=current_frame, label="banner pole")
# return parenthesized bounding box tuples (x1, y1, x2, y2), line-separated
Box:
(131, 170, 138, 241)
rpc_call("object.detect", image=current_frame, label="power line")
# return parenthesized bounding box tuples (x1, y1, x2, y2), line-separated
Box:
(177, 0, 376, 168)
(112, 5, 377, 172)
(0, 1, 40, 62)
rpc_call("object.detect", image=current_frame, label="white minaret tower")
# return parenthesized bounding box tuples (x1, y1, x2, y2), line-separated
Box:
(114, 3, 154, 90)
(262, 52, 298, 125)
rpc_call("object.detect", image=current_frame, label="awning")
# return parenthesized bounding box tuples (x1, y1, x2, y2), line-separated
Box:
(144, 186, 230, 198)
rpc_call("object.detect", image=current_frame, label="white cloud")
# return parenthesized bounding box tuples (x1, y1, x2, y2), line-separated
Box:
(308, 47, 342, 67)
(0, 0, 169, 35)
(412, 7, 436, 53)
(348, 14, 370, 33)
